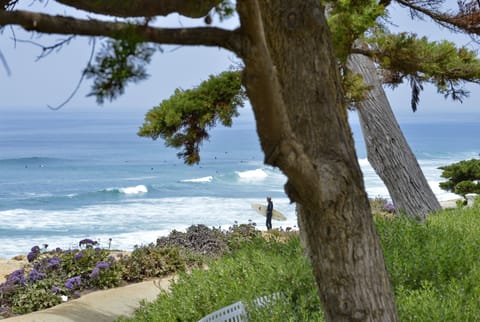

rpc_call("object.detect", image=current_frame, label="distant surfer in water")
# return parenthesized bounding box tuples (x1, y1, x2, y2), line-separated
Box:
(266, 196, 273, 230)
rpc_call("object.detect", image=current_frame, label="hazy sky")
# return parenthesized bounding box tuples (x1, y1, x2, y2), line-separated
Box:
(1, 2, 479, 125)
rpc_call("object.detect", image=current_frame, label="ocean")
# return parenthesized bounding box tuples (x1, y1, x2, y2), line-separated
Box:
(1, 108, 478, 259)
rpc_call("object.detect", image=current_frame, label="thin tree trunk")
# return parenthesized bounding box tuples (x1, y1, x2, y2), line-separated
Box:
(348, 53, 442, 220)
(237, 1, 398, 321)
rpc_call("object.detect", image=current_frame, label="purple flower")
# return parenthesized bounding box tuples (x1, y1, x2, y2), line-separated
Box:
(89, 261, 110, 279)
(89, 267, 100, 279)
(47, 257, 61, 269)
(65, 281, 73, 290)
(73, 291, 81, 299)
(7, 269, 26, 285)
(95, 261, 110, 269)
(383, 202, 396, 213)
(27, 245, 42, 262)
(55, 247, 62, 252)
(65, 276, 81, 290)
(27, 251, 39, 262)
(79, 239, 98, 248)
(51, 286, 61, 294)
(28, 269, 47, 282)
(74, 252, 83, 261)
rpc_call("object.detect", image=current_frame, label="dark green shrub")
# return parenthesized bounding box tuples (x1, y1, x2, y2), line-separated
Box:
(439, 159, 480, 196)
(120, 245, 203, 282)
(454, 180, 478, 196)
(11, 281, 62, 314)
(224, 223, 263, 251)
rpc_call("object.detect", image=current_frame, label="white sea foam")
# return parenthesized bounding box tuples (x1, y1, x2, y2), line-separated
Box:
(236, 168, 268, 181)
(182, 176, 213, 183)
(0, 196, 298, 258)
(0, 158, 464, 259)
(119, 185, 148, 194)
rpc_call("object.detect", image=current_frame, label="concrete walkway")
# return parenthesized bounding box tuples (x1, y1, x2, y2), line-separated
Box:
(4, 276, 174, 322)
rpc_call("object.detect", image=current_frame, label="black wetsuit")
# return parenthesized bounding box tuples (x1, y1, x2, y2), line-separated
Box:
(266, 200, 273, 230)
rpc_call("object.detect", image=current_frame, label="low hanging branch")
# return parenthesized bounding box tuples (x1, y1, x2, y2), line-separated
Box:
(0, 10, 243, 54)
(55, 0, 221, 18)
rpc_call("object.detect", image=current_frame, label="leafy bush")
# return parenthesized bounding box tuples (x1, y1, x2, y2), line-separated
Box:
(439, 159, 480, 196)
(0, 245, 127, 317)
(156, 224, 229, 258)
(120, 233, 323, 322)
(375, 209, 480, 289)
(10, 281, 62, 314)
(120, 245, 202, 283)
(375, 208, 480, 320)
(0, 223, 263, 318)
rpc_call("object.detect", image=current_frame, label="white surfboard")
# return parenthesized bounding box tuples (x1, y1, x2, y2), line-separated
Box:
(251, 203, 287, 221)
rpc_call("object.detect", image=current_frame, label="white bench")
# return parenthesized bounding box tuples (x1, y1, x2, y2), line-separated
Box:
(198, 293, 283, 322)
(197, 301, 247, 322)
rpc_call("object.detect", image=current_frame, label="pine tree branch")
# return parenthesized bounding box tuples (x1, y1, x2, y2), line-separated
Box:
(354, 30, 480, 83)
(55, 0, 221, 18)
(395, 0, 480, 34)
(0, 10, 243, 54)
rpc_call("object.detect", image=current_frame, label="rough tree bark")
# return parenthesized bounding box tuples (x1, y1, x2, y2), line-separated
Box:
(348, 53, 442, 220)
(238, 1, 397, 321)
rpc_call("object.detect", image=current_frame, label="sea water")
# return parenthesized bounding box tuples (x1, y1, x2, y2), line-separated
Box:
(0, 108, 478, 258)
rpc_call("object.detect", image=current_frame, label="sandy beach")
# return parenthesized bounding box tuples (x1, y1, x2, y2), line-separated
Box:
(0, 256, 27, 283)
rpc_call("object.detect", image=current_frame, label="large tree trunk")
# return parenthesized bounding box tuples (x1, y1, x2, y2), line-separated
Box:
(237, 1, 397, 321)
(348, 53, 442, 220)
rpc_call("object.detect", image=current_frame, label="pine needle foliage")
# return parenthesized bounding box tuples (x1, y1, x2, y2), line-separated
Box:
(138, 70, 246, 164)
(364, 30, 480, 110)
(85, 30, 155, 104)
(439, 159, 480, 196)
(323, 0, 386, 62)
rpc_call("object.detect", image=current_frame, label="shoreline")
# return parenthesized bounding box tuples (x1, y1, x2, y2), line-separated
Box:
(0, 256, 27, 283)
(0, 198, 462, 283)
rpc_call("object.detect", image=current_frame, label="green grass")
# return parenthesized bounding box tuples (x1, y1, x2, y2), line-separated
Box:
(377, 205, 480, 321)
(122, 206, 480, 321)
(119, 233, 323, 322)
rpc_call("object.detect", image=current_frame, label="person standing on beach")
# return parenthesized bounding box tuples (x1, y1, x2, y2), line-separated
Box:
(266, 196, 273, 230)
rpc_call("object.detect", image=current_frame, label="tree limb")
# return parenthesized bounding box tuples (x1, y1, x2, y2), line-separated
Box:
(0, 10, 243, 54)
(55, 0, 221, 18)
(395, 0, 480, 34)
